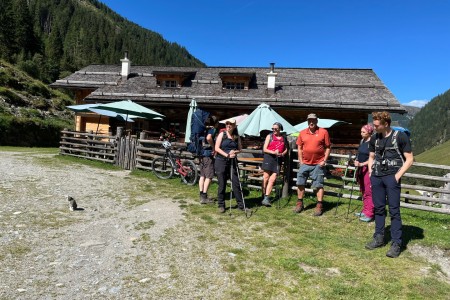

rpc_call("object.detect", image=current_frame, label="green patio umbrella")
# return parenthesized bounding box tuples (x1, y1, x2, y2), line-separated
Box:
(94, 100, 164, 120)
(67, 103, 138, 134)
(184, 99, 197, 142)
(237, 103, 297, 136)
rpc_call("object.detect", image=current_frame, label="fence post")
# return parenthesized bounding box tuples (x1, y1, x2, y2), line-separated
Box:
(115, 127, 123, 166)
(442, 173, 450, 210)
(282, 140, 294, 198)
(87, 130, 93, 158)
(61, 128, 68, 154)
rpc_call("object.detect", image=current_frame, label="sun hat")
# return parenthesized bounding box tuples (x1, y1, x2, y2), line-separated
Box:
(225, 118, 236, 125)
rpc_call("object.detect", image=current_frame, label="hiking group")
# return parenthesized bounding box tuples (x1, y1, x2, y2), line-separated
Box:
(188, 110, 413, 258)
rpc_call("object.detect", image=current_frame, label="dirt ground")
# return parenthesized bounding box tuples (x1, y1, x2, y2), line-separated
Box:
(0, 150, 448, 299)
(0, 151, 229, 299)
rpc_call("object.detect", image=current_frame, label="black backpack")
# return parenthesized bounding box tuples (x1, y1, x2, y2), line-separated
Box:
(186, 108, 210, 156)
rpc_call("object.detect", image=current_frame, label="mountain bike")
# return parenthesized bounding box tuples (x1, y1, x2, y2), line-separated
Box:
(151, 140, 198, 185)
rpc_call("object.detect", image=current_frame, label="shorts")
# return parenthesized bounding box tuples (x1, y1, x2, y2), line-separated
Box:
(296, 164, 324, 189)
(200, 156, 215, 178)
(262, 153, 282, 174)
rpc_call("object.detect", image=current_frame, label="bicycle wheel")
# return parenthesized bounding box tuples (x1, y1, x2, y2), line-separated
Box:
(152, 157, 174, 179)
(180, 160, 198, 185)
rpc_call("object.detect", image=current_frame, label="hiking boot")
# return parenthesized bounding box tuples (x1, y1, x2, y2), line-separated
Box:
(218, 207, 226, 214)
(200, 193, 214, 204)
(313, 201, 323, 217)
(238, 207, 251, 214)
(293, 200, 304, 213)
(386, 242, 402, 258)
(354, 212, 367, 217)
(261, 196, 271, 207)
(365, 234, 385, 250)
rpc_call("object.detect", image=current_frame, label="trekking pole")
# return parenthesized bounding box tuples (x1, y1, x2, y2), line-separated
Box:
(233, 157, 250, 217)
(345, 158, 358, 221)
(276, 155, 281, 210)
(334, 153, 352, 216)
(229, 158, 233, 217)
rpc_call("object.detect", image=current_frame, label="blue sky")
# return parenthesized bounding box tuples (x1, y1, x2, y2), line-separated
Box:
(100, 0, 449, 107)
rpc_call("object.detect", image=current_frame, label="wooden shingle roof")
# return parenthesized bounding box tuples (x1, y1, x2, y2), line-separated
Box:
(51, 64, 405, 113)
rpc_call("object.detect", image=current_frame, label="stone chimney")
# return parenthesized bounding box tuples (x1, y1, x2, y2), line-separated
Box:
(267, 62, 277, 91)
(121, 51, 131, 78)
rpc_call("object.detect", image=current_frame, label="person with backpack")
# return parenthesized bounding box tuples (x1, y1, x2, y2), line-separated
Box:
(365, 111, 414, 258)
(199, 116, 219, 204)
(261, 122, 289, 206)
(354, 124, 375, 222)
(214, 118, 247, 213)
(294, 113, 331, 216)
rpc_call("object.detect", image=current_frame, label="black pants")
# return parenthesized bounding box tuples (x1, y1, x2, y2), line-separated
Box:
(214, 158, 244, 209)
(371, 174, 402, 244)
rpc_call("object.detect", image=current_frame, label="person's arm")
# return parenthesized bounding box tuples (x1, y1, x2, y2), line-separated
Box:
(206, 132, 214, 148)
(395, 152, 413, 182)
(319, 130, 331, 167)
(229, 136, 242, 158)
(368, 152, 375, 176)
(281, 138, 289, 157)
(319, 147, 330, 167)
(215, 133, 228, 158)
(263, 134, 273, 154)
(297, 144, 303, 165)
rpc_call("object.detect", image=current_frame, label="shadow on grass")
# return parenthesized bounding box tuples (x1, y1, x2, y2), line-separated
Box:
(385, 224, 425, 247)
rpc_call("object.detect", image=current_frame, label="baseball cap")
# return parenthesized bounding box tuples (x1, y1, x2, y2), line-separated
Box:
(307, 113, 318, 119)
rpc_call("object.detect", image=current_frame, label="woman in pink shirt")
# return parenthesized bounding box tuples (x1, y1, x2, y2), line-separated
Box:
(261, 122, 289, 206)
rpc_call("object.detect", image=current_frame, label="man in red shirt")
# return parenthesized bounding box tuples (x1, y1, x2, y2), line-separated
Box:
(294, 113, 331, 216)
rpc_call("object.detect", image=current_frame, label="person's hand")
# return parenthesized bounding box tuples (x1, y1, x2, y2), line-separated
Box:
(274, 149, 279, 156)
(319, 160, 326, 167)
(395, 173, 401, 183)
(354, 161, 360, 167)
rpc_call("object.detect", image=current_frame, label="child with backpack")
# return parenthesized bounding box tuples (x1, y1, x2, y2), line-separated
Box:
(198, 116, 219, 204)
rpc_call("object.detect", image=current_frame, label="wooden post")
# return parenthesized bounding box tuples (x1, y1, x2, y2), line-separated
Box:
(87, 130, 93, 157)
(442, 173, 450, 210)
(61, 128, 68, 154)
(282, 140, 295, 198)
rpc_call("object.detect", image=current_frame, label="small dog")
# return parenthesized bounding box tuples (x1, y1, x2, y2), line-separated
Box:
(67, 195, 77, 211)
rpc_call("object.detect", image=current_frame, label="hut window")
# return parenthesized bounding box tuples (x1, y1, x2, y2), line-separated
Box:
(164, 80, 177, 88)
(224, 82, 245, 90)
(156, 80, 179, 88)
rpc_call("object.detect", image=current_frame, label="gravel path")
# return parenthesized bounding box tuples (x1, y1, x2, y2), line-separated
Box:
(0, 151, 229, 299)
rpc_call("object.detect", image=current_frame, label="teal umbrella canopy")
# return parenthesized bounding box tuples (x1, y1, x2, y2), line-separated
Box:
(185, 99, 198, 142)
(294, 118, 350, 132)
(237, 103, 297, 137)
(67, 104, 137, 122)
(94, 100, 164, 120)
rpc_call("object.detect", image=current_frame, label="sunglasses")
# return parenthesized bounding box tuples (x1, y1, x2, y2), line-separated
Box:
(271, 128, 279, 131)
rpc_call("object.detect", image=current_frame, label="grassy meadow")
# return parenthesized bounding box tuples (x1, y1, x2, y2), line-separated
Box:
(3, 146, 449, 299)
(135, 169, 449, 299)
(415, 139, 450, 165)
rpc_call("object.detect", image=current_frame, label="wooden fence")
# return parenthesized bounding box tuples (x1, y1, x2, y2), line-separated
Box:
(60, 130, 450, 214)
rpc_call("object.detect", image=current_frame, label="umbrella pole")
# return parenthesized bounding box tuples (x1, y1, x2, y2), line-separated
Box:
(125, 113, 129, 136)
(95, 115, 102, 135)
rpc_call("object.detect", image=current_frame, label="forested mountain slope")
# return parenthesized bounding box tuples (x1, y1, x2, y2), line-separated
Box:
(409, 89, 450, 154)
(0, 0, 205, 84)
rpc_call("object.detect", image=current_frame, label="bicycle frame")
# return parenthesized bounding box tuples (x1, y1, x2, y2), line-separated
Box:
(164, 148, 189, 177)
